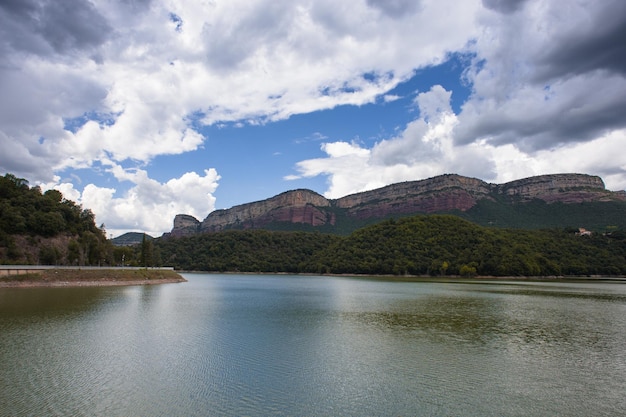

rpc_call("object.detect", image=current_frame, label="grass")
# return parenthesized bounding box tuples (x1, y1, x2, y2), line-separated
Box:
(0, 268, 186, 286)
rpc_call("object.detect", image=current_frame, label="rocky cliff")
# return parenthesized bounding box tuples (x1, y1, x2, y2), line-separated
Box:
(169, 173, 625, 236)
(335, 174, 492, 219)
(496, 174, 611, 203)
(169, 214, 201, 237)
(200, 189, 332, 233)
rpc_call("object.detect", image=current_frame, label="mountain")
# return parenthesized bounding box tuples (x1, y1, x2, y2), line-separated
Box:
(111, 232, 154, 246)
(167, 173, 626, 237)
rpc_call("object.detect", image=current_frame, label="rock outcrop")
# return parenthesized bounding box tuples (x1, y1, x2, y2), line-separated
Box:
(169, 173, 624, 236)
(496, 174, 610, 203)
(169, 214, 201, 237)
(335, 174, 491, 219)
(200, 189, 332, 233)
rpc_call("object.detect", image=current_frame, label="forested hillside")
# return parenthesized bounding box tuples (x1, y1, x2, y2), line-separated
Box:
(152, 215, 626, 277)
(5, 169, 624, 276)
(0, 173, 112, 265)
(313, 216, 626, 276)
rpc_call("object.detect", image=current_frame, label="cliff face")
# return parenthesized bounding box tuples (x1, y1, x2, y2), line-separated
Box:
(496, 174, 610, 203)
(335, 174, 491, 219)
(169, 214, 201, 237)
(200, 189, 331, 233)
(169, 173, 624, 236)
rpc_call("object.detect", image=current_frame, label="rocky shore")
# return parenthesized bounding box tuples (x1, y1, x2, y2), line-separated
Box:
(0, 268, 186, 288)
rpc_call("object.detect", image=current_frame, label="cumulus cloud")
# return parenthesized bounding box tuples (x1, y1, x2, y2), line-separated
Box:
(290, 85, 497, 198)
(290, 82, 626, 198)
(0, 0, 111, 58)
(366, 0, 422, 19)
(287, 0, 626, 197)
(1, 0, 481, 174)
(455, 0, 626, 150)
(481, 0, 528, 14)
(48, 167, 221, 237)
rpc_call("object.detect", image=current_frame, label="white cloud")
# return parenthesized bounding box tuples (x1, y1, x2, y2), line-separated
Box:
(290, 85, 626, 198)
(288, 0, 626, 198)
(290, 85, 495, 198)
(0, 0, 487, 235)
(47, 168, 220, 237)
(455, 1, 626, 150)
(1, 0, 483, 175)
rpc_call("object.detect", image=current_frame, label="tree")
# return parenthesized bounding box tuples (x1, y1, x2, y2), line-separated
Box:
(460, 264, 477, 277)
(140, 234, 153, 267)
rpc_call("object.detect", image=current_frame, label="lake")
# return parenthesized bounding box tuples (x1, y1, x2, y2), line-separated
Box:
(1, 274, 626, 416)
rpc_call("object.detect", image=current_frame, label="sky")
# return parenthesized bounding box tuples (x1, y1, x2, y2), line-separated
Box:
(1, 0, 625, 238)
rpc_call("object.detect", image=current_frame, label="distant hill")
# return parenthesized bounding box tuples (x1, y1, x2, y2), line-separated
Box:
(111, 232, 154, 246)
(167, 173, 626, 237)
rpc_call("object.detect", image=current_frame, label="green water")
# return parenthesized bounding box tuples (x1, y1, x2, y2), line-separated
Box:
(1, 274, 626, 416)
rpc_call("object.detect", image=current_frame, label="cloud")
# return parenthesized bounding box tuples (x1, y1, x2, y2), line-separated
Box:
(49, 167, 220, 237)
(366, 0, 422, 19)
(0, 0, 111, 57)
(290, 84, 626, 198)
(532, 2, 626, 79)
(481, 0, 528, 14)
(1, 0, 482, 176)
(290, 85, 497, 198)
(455, 0, 626, 151)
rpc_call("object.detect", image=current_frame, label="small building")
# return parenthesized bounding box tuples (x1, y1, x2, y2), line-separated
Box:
(576, 227, 592, 236)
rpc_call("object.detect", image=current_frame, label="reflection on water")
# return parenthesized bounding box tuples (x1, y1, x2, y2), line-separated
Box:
(1, 275, 626, 416)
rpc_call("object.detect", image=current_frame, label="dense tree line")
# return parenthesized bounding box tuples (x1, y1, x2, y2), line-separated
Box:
(311, 216, 626, 276)
(461, 197, 626, 231)
(154, 230, 340, 273)
(0, 173, 112, 265)
(153, 215, 626, 277)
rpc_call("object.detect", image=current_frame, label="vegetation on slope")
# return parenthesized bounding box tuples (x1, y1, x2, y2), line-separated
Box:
(313, 215, 626, 276)
(0, 173, 112, 265)
(155, 230, 340, 272)
(460, 197, 626, 231)
(149, 215, 626, 277)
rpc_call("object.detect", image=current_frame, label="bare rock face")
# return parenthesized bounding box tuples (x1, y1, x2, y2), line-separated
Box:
(200, 189, 331, 232)
(170, 214, 200, 237)
(335, 174, 491, 219)
(169, 173, 624, 236)
(496, 174, 611, 202)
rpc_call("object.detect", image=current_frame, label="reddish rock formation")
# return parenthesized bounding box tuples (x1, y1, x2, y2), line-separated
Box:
(200, 189, 331, 232)
(169, 173, 624, 236)
(497, 173, 613, 203)
(336, 174, 491, 219)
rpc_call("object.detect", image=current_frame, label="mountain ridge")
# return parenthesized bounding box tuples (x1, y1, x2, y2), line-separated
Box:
(167, 173, 626, 237)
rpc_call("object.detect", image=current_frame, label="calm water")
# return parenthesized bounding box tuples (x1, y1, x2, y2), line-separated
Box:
(1, 274, 626, 416)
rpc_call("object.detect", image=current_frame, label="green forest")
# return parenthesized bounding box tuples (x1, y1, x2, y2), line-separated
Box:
(2, 172, 625, 276)
(0, 173, 112, 265)
(150, 215, 626, 277)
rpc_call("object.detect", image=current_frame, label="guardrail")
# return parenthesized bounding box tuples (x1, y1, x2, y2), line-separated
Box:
(0, 266, 174, 276)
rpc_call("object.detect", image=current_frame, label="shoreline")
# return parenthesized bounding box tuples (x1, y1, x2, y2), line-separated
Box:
(179, 270, 626, 282)
(0, 268, 187, 288)
(4, 269, 624, 288)
(0, 278, 187, 288)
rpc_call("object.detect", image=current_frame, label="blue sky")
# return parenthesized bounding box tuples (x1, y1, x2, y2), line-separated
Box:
(1, 0, 625, 237)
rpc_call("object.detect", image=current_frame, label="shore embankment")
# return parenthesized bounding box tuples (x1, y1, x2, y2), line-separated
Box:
(0, 266, 186, 288)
